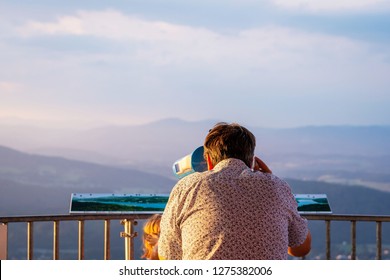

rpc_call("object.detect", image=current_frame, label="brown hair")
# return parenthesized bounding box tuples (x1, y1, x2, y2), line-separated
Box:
(204, 122, 256, 168)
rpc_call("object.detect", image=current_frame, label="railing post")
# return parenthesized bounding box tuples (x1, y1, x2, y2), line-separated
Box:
(53, 220, 59, 260)
(376, 221, 382, 260)
(78, 220, 85, 260)
(104, 220, 111, 260)
(351, 221, 356, 260)
(120, 219, 138, 260)
(326, 220, 331, 260)
(27, 222, 34, 260)
(0, 223, 7, 260)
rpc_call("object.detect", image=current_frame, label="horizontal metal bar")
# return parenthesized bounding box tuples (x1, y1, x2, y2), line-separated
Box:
(0, 213, 154, 223)
(303, 214, 390, 222)
(1, 214, 389, 224)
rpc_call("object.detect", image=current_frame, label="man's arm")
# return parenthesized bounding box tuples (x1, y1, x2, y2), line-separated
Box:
(157, 185, 184, 260)
(288, 230, 312, 257)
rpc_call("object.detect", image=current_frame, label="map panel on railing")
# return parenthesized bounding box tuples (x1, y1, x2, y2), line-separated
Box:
(69, 193, 332, 214)
(69, 193, 169, 214)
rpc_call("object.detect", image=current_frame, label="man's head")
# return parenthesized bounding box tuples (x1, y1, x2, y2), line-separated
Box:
(204, 122, 256, 168)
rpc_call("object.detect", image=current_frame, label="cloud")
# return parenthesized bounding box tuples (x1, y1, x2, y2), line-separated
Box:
(18, 15, 83, 36)
(14, 10, 390, 91)
(7, 9, 390, 127)
(17, 10, 376, 63)
(18, 9, 215, 41)
(271, 0, 389, 12)
(0, 81, 22, 93)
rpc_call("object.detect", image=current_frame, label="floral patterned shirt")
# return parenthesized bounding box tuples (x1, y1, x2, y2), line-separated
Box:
(158, 158, 308, 260)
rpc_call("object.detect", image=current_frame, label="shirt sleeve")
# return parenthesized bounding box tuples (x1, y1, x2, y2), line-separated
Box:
(283, 182, 309, 248)
(158, 184, 183, 260)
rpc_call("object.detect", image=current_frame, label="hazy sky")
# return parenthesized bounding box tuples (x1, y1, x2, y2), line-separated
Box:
(1, 0, 390, 128)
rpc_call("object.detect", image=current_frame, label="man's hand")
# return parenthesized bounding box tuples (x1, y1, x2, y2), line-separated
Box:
(253, 156, 272, 174)
(288, 231, 312, 257)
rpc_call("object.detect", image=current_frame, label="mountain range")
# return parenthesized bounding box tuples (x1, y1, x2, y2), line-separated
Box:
(1, 143, 389, 215)
(1, 119, 389, 259)
(1, 118, 389, 192)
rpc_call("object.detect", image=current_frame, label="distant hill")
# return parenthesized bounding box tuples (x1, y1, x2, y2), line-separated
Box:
(2, 119, 390, 159)
(252, 125, 390, 157)
(0, 119, 389, 191)
(0, 145, 176, 215)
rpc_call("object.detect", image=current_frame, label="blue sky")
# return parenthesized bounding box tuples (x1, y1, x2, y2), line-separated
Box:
(1, 0, 390, 128)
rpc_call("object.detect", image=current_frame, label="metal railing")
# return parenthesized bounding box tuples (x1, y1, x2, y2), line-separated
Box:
(304, 214, 390, 260)
(1, 214, 389, 260)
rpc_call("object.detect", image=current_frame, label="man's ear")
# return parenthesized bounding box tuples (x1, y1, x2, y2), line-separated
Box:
(206, 154, 214, 170)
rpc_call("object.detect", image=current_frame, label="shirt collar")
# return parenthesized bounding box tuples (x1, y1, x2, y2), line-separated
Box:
(213, 158, 249, 172)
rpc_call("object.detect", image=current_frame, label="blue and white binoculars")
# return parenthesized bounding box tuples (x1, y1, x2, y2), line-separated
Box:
(172, 146, 208, 179)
